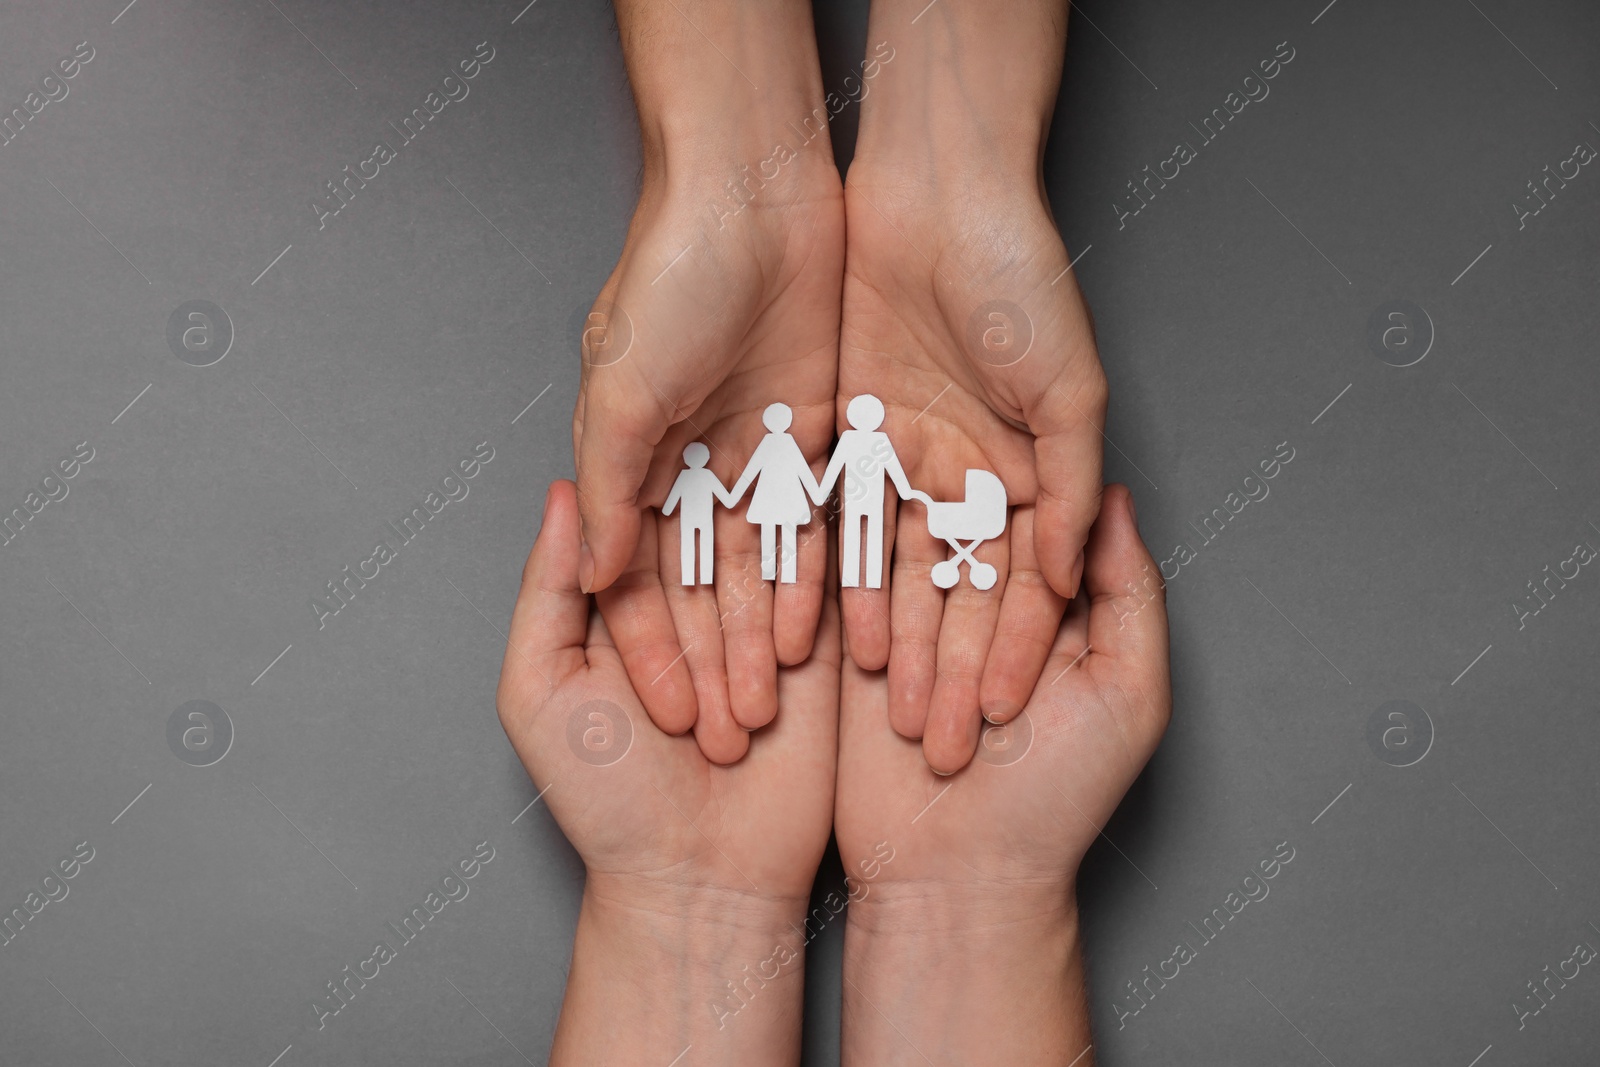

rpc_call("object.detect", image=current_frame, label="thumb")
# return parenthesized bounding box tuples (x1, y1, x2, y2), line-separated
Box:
(501, 480, 590, 707)
(1029, 366, 1108, 601)
(1083, 485, 1169, 675)
(574, 361, 669, 593)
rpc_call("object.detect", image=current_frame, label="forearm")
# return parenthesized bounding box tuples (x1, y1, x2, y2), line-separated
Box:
(613, 0, 835, 188)
(552, 877, 811, 1067)
(842, 885, 1093, 1066)
(853, 0, 1068, 181)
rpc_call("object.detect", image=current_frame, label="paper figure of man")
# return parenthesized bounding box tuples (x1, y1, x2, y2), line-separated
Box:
(814, 394, 929, 588)
(662, 442, 735, 585)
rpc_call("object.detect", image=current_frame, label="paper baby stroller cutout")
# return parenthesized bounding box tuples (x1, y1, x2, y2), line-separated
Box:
(663, 395, 1009, 591)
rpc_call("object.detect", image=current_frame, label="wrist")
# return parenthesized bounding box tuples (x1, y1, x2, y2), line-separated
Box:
(843, 883, 1091, 1066)
(851, 1, 1066, 185)
(551, 875, 813, 1066)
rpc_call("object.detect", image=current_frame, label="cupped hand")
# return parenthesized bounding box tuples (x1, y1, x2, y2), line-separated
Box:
(574, 155, 843, 764)
(834, 484, 1169, 908)
(837, 163, 1109, 772)
(498, 480, 841, 905)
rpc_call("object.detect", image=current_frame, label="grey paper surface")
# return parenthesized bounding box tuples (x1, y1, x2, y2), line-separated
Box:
(1, 1, 1597, 1064)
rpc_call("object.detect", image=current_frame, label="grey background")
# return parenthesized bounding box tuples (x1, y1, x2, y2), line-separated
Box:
(2, 0, 1597, 1064)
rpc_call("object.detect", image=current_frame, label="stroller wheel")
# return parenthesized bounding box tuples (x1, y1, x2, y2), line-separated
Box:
(971, 562, 998, 590)
(932, 560, 960, 589)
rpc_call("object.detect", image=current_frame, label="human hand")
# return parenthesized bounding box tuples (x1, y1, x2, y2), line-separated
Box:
(833, 1, 1107, 773)
(498, 481, 841, 1065)
(834, 485, 1169, 1065)
(574, 0, 843, 762)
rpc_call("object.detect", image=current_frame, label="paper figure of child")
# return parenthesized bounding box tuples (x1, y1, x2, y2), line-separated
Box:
(662, 442, 735, 585)
(724, 403, 822, 584)
(814, 393, 930, 589)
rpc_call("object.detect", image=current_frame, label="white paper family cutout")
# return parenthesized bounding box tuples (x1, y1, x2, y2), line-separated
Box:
(662, 394, 1008, 591)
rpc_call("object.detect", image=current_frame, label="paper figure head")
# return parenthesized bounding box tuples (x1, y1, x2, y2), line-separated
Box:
(682, 441, 711, 468)
(762, 402, 793, 433)
(846, 393, 885, 431)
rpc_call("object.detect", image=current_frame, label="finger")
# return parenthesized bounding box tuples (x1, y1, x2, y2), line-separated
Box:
(979, 505, 1068, 725)
(661, 544, 744, 764)
(772, 497, 828, 668)
(840, 482, 896, 671)
(886, 500, 946, 741)
(1021, 329, 1107, 600)
(593, 513, 698, 735)
(574, 357, 669, 594)
(921, 529, 1008, 774)
(718, 512, 779, 732)
(1084, 485, 1169, 672)
(500, 481, 589, 716)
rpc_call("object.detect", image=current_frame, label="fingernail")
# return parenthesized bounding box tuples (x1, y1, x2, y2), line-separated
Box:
(578, 538, 595, 593)
(931, 767, 955, 777)
(1126, 492, 1138, 526)
(1069, 552, 1085, 597)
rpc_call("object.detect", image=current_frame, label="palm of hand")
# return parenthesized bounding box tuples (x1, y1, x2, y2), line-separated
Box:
(834, 486, 1169, 897)
(836, 172, 1106, 773)
(498, 483, 841, 902)
(576, 173, 845, 764)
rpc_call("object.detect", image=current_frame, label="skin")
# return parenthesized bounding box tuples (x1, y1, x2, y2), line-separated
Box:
(836, 485, 1171, 1065)
(577, 0, 1111, 774)
(572, 0, 844, 763)
(841, 0, 1109, 774)
(498, 481, 841, 1066)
